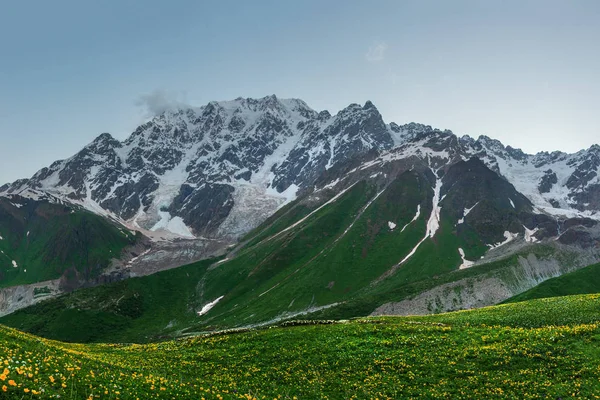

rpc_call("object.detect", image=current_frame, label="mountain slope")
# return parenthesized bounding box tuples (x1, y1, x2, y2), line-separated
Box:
(505, 261, 600, 303)
(2, 97, 394, 240)
(0, 194, 138, 289)
(0, 257, 219, 343)
(5, 152, 599, 342)
(3, 94, 600, 343)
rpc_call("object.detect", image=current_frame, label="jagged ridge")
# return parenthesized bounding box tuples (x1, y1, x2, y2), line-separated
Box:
(2, 95, 600, 241)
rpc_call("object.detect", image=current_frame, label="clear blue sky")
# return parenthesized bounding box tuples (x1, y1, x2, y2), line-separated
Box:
(1, 0, 599, 184)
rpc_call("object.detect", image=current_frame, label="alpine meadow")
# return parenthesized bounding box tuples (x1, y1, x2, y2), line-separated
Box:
(2, 1, 600, 399)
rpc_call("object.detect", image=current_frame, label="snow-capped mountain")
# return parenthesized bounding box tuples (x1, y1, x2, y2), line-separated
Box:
(1, 96, 393, 239)
(2, 95, 599, 240)
(364, 125, 600, 220)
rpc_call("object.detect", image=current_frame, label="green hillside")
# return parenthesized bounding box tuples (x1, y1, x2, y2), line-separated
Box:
(2, 294, 600, 399)
(1, 169, 581, 343)
(0, 257, 221, 343)
(0, 197, 138, 288)
(505, 262, 600, 304)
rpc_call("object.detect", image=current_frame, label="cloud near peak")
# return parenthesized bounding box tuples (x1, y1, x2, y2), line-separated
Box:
(135, 89, 190, 117)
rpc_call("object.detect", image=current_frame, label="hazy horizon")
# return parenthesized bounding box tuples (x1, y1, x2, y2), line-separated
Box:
(1, 0, 599, 184)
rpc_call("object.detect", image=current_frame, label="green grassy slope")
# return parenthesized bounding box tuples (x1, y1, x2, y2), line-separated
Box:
(0, 198, 138, 288)
(2, 294, 600, 399)
(505, 262, 600, 304)
(1, 179, 382, 342)
(1, 168, 578, 343)
(0, 257, 221, 343)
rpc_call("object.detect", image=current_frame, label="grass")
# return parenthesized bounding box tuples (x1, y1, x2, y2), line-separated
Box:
(0, 200, 137, 288)
(0, 258, 221, 343)
(2, 294, 600, 398)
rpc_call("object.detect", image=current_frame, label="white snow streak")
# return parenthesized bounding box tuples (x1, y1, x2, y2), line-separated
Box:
(458, 201, 479, 225)
(400, 205, 421, 232)
(458, 248, 474, 270)
(126, 248, 152, 266)
(464, 202, 479, 217)
(388, 221, 397, 230)
(397, 173, 442, 265)
(197, 296, 224, 316)
(425, 177, 443, 238)
(332, 189, 385, 245)
(264, 183, 358, 243)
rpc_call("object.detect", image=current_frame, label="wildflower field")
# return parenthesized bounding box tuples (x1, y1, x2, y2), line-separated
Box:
(2, 294, 600, 399)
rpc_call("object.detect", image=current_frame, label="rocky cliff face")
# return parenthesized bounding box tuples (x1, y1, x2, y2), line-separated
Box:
(2, 96, 600, 241)
(2, 96, 395, 239)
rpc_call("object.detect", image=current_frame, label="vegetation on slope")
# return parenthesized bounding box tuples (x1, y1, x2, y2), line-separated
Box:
(1, 170, 579, 343)
(0, 258, 220, 343)
(505, 261, 600, 304)
(2, 294, 600, 399)
(0, 198, 137, 288)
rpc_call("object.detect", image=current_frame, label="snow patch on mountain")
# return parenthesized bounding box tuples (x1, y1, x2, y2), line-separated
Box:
(218, 183, 296, 238)
(151, 211, 195, 238)
(458, 201, 479, 224)
(473, 139, 600, 220)
(426, 175, 443, 238)
(397, 173, 443, 265)
(259, 183, 359, 246)
(401, 205, 421, 232)
(523, 225, 539, 243)
(458, 248, 474, 270)
(197, 296, 224, 316)
(489, 231, 519, 249)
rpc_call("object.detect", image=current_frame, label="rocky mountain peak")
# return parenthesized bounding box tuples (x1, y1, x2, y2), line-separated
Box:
(476, 135, 506, 154)
(4, 95, 600, 241)
(363, 100, 377, 110)
(3, 96, 401, 239)
(87, 133, 121, 152)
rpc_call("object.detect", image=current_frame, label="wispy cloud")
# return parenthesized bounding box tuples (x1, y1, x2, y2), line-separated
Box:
(135, 89, 190, 117)
(365, 42, 388, 63)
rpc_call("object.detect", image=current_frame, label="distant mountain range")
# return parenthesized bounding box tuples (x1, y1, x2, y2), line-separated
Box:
(2, 95, 600, 336)
(2, 95, 600, 241)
